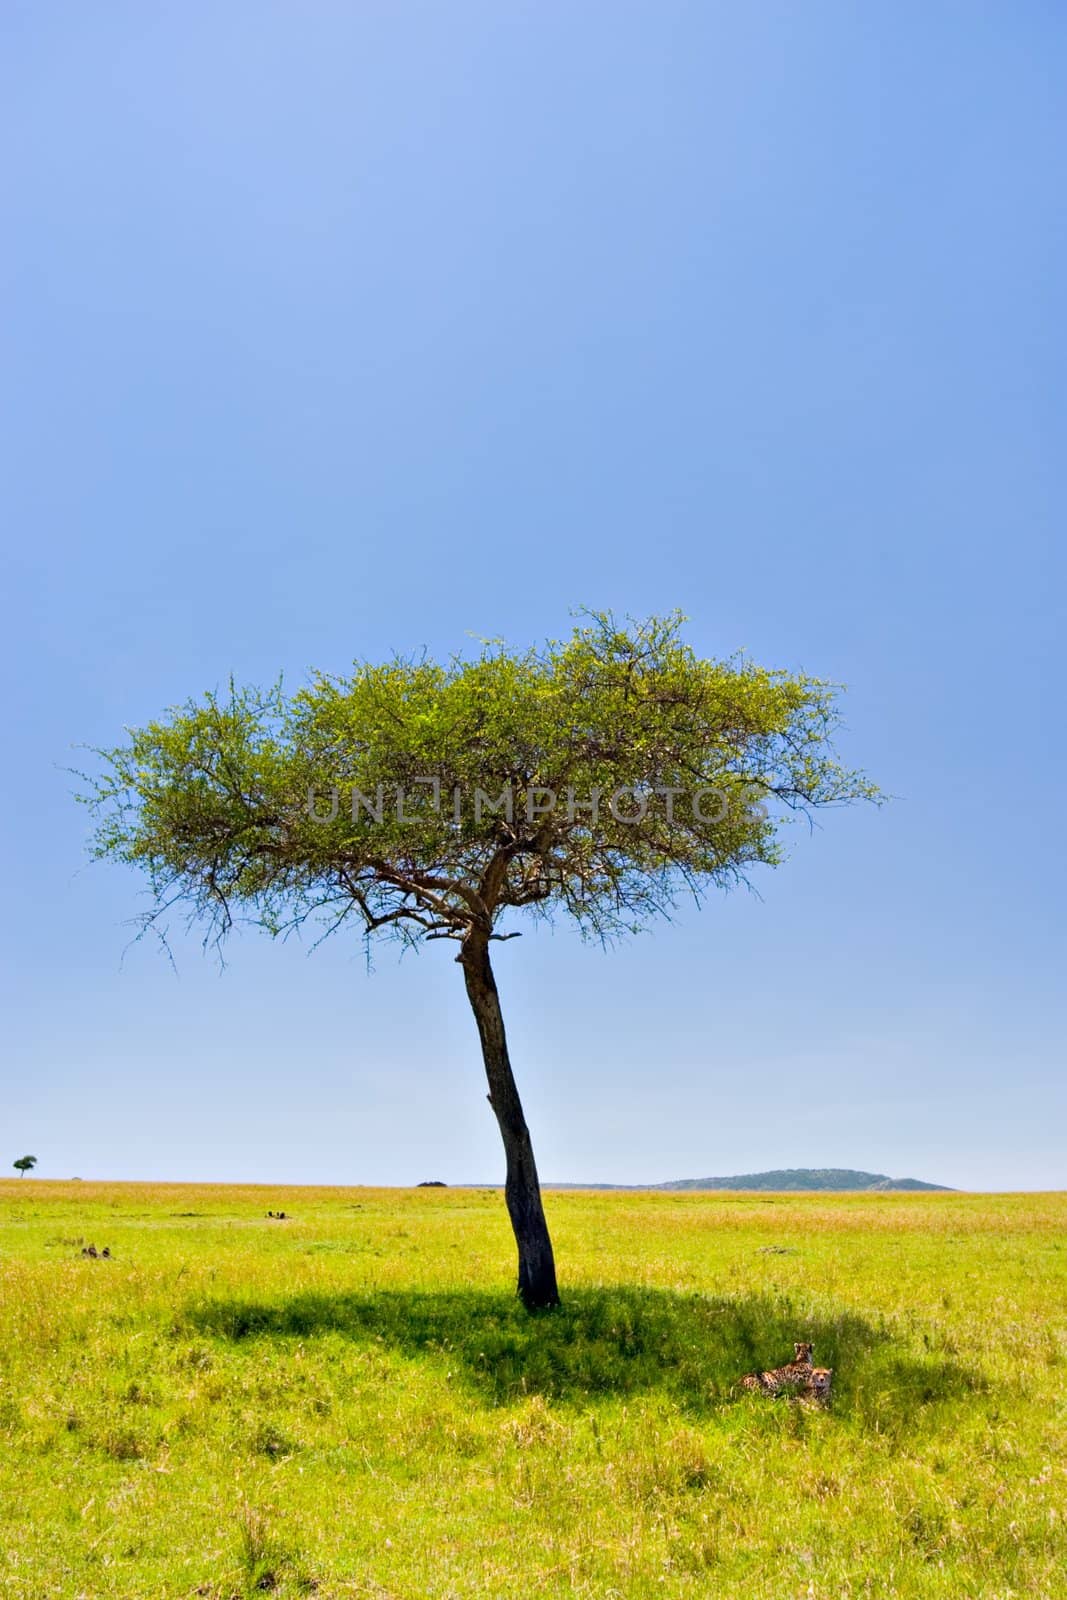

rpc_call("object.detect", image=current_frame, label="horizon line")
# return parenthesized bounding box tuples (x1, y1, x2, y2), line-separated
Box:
(7, 1176, 1067, 1195)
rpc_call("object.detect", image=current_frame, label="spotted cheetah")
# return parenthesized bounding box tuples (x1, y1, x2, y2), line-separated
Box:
(740, 1357, 833, 1407)
(739, 1341, 816, 1396)
(803, 1366, 833, 1406)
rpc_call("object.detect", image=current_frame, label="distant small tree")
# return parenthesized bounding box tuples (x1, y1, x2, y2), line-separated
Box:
(80, 611, 878, 1308)
(13, 1156, 37, 1177)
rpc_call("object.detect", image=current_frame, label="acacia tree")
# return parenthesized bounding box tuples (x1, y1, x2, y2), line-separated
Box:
(81, 612, 876, 1309)
(13, 1156, 37, 1177)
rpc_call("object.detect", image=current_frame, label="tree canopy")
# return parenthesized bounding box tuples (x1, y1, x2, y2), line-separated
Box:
(83, 611, 876, 958)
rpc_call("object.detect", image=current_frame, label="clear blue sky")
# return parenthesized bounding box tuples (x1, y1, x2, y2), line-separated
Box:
(2, 2, 1063, 1190)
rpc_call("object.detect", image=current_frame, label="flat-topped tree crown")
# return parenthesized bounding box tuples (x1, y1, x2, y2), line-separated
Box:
(82, 611, 878, 1307)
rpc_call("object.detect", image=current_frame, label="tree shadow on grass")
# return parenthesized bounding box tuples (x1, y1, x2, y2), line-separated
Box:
(180, 1286, 986, 1424)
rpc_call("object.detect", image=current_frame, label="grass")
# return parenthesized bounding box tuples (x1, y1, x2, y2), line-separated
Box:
(0, 1183, 1065, 1598)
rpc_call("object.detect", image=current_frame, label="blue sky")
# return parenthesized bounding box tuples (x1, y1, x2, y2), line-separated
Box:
(2, 2, 1063, 1190)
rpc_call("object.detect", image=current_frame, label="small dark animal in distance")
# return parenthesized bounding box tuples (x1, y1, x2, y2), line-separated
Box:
(79, 1245, 111, 1259)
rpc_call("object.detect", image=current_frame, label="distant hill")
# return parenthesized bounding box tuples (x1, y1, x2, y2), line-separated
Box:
(539, 1167, 952, 1192)
(653, 1168, 951, 1192)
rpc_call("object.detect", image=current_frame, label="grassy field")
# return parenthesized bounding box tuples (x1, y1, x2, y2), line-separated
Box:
(0, 1183, 1064, 1599)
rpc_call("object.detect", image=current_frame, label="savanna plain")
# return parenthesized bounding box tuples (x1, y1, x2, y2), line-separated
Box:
(0, 1182, 1064, 1600)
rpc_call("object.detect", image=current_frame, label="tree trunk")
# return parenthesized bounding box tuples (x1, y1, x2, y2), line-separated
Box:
(457, 929, 560, 1310)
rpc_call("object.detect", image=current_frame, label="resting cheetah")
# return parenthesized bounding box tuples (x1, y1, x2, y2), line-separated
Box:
(740, 1357, 832, 1406)
(803, 1366, 833, 1406)
(739, 1341, 817, 1397)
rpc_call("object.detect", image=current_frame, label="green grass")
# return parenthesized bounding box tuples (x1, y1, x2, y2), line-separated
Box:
(1, 1183, 1064, 1598)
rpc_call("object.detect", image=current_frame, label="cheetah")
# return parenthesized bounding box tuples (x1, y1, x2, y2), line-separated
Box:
(740, 1355, 833, 1407)
(739, 1341, 816, 1397)
(802, 1366, 833, 1406)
